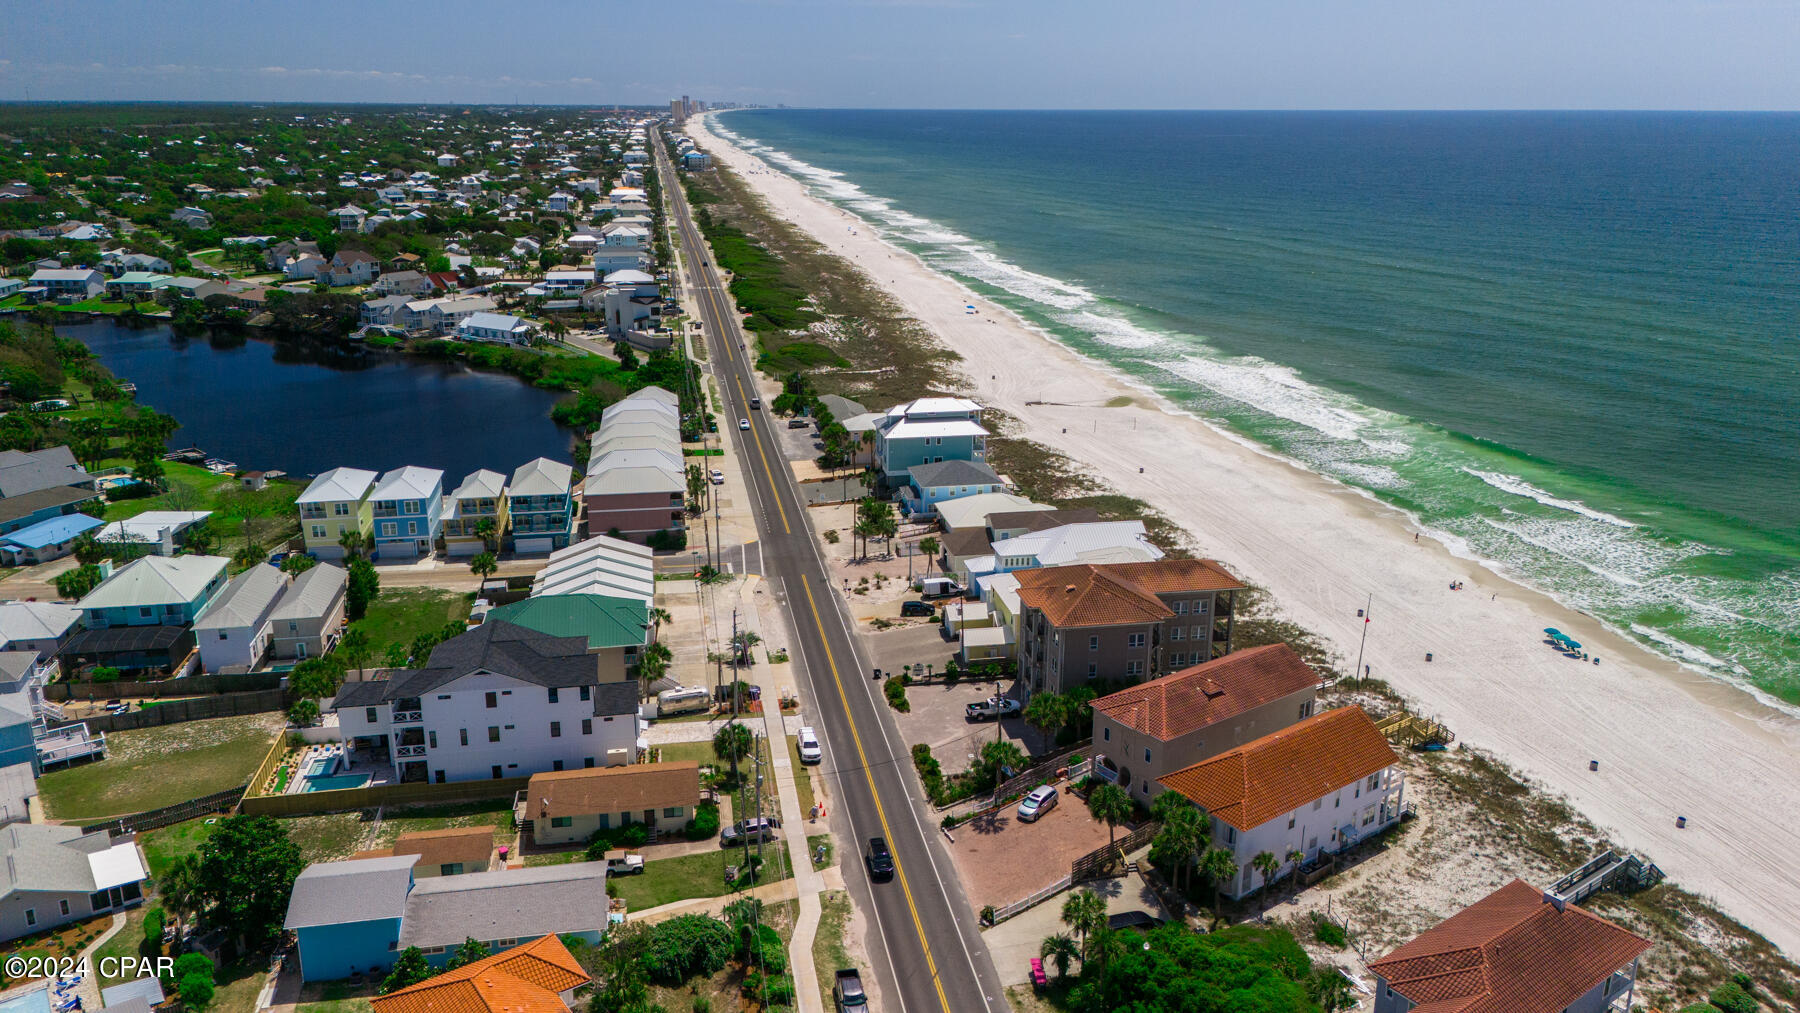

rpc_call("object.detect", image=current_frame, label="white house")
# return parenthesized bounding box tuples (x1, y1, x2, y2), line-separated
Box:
(456, 312, 536, 345)
(192, 563, 287, 673)
(591, 246, 651, 274)
(26, 269, 104, 301)
(334, 621, 644, 784)
(545, 191, 574, 213)
(1157, 705, 1403, 901)
(331, 205, 367, 232)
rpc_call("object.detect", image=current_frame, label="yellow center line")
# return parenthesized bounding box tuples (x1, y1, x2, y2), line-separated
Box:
(732, 374, 792, 535)
(801, 575, 954, 1013)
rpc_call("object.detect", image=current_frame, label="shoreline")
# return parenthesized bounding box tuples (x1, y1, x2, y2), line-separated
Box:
(691, 111, 1800, 957)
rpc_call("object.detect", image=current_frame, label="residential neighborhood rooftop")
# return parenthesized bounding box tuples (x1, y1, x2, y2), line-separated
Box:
(1090, 643, 1322, 741)
(371, 934, 589, 1013)
(524, 760, 700, 822)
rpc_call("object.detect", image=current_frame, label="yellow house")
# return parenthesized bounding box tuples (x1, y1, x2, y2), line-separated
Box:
(296, 467, 377, 560)
(443, 469, 510, 558)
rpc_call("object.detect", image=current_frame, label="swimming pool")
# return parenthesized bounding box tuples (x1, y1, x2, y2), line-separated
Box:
(306, 757, 336, 778)
(0, 988, 52, 1013)
(301, 772, 371, 793)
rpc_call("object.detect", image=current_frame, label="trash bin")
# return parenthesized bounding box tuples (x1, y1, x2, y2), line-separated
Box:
(1425, 652, 1433, 662)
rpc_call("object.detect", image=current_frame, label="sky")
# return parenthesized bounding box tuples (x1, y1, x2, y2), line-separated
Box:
(1, 0, 1797, 110)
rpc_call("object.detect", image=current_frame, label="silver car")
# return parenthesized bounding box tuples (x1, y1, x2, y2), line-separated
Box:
(1017, 785, 1058, 822)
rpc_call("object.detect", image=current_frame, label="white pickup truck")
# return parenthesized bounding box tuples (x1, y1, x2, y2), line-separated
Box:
(604, 850, 645, 875)
(964, 696, 1022, 722)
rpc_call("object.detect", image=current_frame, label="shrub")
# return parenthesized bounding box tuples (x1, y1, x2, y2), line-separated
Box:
(684, 801, 721, 840)
(823, 529, 839, 544)
(640, 914, 734, 985)
(883, 675, 910, 713)
(1313, 917, 1347, 949)
(583, 822, 651, 859)
(141, 908, 163, 951)
(177, 973, 214, 1008)
(90, 666, 121, 683)
(1682, 1005, 1721, 1013)
(1709, 982, 1759, 1013)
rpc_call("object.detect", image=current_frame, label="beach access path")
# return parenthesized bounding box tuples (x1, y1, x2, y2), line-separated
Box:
(690, 112, 1800, 959)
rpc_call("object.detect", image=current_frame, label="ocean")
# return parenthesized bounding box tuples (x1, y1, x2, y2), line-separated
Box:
(712, 109, 1800, 704)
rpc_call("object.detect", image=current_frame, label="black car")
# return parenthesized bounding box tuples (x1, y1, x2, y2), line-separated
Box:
(866, 836, 895, 881)
(1106, 910, 1166, 932)
(900, 600, 935, 617)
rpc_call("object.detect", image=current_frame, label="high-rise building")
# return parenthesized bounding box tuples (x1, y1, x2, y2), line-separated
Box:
(681, 95, 692, 118)
(670, 99, 682, 119)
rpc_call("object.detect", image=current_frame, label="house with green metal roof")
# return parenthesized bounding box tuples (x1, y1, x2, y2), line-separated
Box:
(486, 593, 649, 685)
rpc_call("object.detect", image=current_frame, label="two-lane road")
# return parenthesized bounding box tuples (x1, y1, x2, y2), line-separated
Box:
(656, 138, 1003, 1013)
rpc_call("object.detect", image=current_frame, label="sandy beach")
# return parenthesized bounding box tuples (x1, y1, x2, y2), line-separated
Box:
(690, 112, 1800, 957)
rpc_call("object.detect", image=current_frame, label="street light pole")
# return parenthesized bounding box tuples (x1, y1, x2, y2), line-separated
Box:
(1353, 594, 1372, 690)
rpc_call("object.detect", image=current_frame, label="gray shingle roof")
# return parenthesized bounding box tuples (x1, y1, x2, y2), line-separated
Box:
(283, 854, 419, 929)
(372, 621, 601, 700)
(0, 447, 90, 499)
(396, 861, 607, 949)
(907, 459, 1003, 489)
(269, 563, 347, 623)
(193, 564, 286, 631)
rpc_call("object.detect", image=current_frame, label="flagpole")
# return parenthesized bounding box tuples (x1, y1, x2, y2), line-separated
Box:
(1353, 593, 1372, 690)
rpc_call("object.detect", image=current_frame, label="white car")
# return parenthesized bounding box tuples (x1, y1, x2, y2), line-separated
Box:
(797, 726, 822, 764)
(709, 469, 725, 485)
(738, 418, 751, 431)
(1017, 784, 1058, 823)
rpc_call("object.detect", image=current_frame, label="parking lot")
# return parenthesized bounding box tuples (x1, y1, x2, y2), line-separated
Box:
(943, 795, 1114, 910)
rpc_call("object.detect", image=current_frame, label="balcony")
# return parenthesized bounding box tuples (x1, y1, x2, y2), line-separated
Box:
(393, 710, 422, 723)
(396, 744, 427, 758)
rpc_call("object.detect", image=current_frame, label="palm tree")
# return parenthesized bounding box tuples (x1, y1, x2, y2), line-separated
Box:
(1252, 851, 1281, 911)
(1151, 803, 1205, 895)
(338, 627, 374, 682)
(469, 551, 498, 582)
(1086, 783, 1133, 852)
(1059, 889, 1105, 966)
(338, 528, 365, 561)
(647, 606, 672, 631)
(977, 739, 1027, 800)
(1039, 933, 1078, 980)
(473, 517, 499, 553)
(1200, 847, 1239, 918)
(918, 535, 940, 573)
(1022, 691, 1069, 751)
(1285, 848, 1305, 893)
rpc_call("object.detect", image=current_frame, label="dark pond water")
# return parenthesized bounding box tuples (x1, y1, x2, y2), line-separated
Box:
(58, 319, 575, 481)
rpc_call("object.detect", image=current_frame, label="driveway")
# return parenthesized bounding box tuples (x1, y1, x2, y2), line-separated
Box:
(891, 677, 1035, 776)
(944, 797, 1114, 911)
(980, 871, 1173, 985)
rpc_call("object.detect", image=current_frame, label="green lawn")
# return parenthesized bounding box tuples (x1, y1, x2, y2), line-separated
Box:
(283, 812, 375, 863)
(36, 714, 281, 820)
(350, 588, 473, 657)
(787, 735, 818, 817)
(522, 847, 585, 868)
(91, 906, 157, 988)
(612, 847, 793, 912)
(812, 890, 854, 1013)
(139, 818, 218, 878)
(102, 462, 230, 521)
(297, 999, 375, 1013)
(295, 980, 378, 1013)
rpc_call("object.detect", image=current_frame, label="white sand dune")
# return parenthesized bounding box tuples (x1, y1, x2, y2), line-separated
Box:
(689, 113, 1800, 957)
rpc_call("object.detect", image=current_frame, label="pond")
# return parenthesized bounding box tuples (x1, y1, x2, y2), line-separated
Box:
(59, 319, 577, 482)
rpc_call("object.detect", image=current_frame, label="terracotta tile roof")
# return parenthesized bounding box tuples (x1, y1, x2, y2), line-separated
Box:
(1156, 705, 1397, 831)
(1368, 879, 1651, 1013)
(1014, 558, 1242, 629)
(372, 934, 589, 1013)
(525, 761, 700, 822)
(390, 826, 495, 870)
(1090, 644, 1322, 741)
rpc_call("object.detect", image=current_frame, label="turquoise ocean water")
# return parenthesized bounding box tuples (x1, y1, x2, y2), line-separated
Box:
(713, 110, 1800, 704)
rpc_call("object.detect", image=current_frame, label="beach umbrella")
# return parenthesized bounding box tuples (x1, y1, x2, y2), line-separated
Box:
(1562, 639, 1582, 651)
(1543, 628, 1562, 637)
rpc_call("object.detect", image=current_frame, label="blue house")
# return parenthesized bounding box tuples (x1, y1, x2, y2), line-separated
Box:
(507, 458, 576, 553)
(76, 555, 229, 629)
(871, 397, 989, 487)
(0, 704, 37, 774)
(0, 512, 103, 566)
(284, 855, 610, 982)
(369, 466, 445, 560)
(901, 459, 1007, 517)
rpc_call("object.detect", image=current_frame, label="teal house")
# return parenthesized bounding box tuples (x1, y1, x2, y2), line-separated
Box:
(871, 397, 990, 487)
(283, 856, 416, 982)
(76, 555, 229, 629)
(507, 458, 576, 554)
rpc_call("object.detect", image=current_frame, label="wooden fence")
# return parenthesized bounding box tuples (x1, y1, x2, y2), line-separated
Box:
(1071, 820, 1162, 884)
(79, 784, 247, 836)
(47, 672, 284, 700)
(48, 690, 286, 733)
(239, 775, 533, 818)
(936, 740, 1092, 820)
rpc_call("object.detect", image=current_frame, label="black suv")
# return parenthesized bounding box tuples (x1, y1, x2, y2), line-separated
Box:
(866, 836, 895, 881)
(900, 600, 935, 617)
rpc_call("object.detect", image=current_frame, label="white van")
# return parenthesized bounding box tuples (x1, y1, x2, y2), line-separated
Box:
(657, 686, 711, 717)
(919, 576, 964, 600)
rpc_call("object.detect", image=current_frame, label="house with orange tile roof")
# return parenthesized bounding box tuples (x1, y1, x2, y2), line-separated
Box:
(1090, 643, 1323, 803)
(372, 934, 590, 1013)
(1013, 558, 1244, 699)
(1368, 878, 1651, 1013)
(1156, 704, 1403, 900)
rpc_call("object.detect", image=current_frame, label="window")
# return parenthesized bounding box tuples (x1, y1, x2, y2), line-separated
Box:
(551, 816, 573, 828)
(488, 726, 500, 742)
(138, 606, 153, 619)
(552, 760, 564, 771)
(310, 525, 325, 539)
(582, 719, 593, 735)
(548, 687, 559, 704)
(1169, 627, 1184, 641)
(216, 631, 228, 641)
(1102, 727, 1110, 742)
(382, 522, 397, 536)
(1086, 663, 1097, 679)
(428, 731, 437, 749)
(1193, 599, 1210, 614)
(24, 909, 34, 926)
(334, 502, 350, 516)
(440, 864, 461, 877)
(485, 691, 497, 708)
(1143, 748, 1152, 763)
(584, 757, 596, 768)
(1125, 660, 1144, 677)
(459, 728, 468, 746)
(1288, 814, 1296, 829)
(1088, 635, 1099, 651)
(597, 813, 610, 830)
(491, 765, 503, 779)
(580, 685, 591, 701)
(1368, 772, 1382, 790)
(58, 899, 70, 916)
(365, 707, 378, 723)
(1224, 826, 1235, 846)
(1127, 632, 1146, 648)
(550, 721, 562, 738)
(407, 521, 418, 535)
(1300, 701, 1313, 719)
(406, 500, 421, 514)
(289, 621, 299, 633)
(664, 806, 685, 818)
(1312, 799, 1322, 811)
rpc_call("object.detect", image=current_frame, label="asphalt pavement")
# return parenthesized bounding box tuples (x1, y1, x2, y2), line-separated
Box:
(657, 140, 1005, 1013)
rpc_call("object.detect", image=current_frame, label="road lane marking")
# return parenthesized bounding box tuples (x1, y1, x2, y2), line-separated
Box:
(800, 575, 952, 1013)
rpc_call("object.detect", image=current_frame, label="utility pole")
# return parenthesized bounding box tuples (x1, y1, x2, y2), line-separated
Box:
(1353, 593, 1372, 690)
(992, 672, 1005, 805)
(729, 608, 741, 786)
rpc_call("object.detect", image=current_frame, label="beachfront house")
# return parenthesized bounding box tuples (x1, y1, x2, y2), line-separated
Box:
(591, 246, 651, 274)
(901, 459, 1007, 517)
(369, 935, 590, 1013)
(283, 855, 608, 982)
(371, 270, 430, 297)
(0, 824, 148, 943)
(1157, 705, 1403, 900)
(369, 466, 445, 560)
(1367, 878, 1651, 1013)
(442, 470, 509, 559)
(486, 593, 649, 683)
(77, 554, 229, 630)
(1089, 643, 1322, 803)
(1014, 558, 1244, 698)
(518, 761, 700, 847)
(268, 562, 347, 662)
(871, 397, 989, 487)
(507, 458, 576, 553)
(455, 311, 536, 345)
(105, 272, 173, 300)
(296, 467, 377, 560)
(332, 620, 644, 784)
